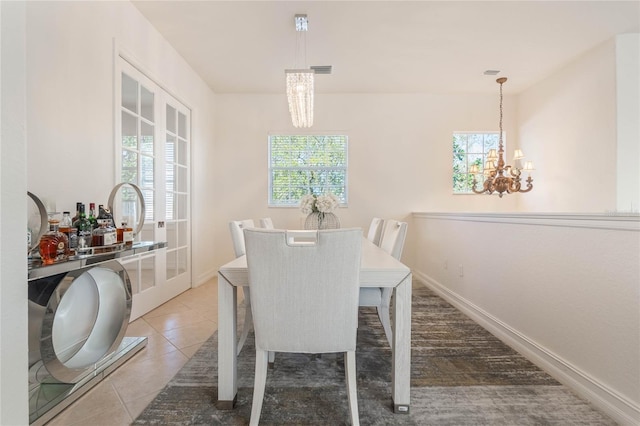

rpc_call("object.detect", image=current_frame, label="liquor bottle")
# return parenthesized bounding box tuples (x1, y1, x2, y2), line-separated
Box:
(98, 205, 115, 228)
(39, 219, 69, 264)
(73, 204, 93, 252)
(71, 202, 82, 224)
(117, 222, 134, 247)
(59, 211, 72, 230)
(88, 203, 98, 229)
(92, 219, 117, 247)
(59, 211, 78, 252)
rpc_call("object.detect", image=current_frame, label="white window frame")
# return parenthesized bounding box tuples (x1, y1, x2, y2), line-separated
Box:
(452, 131, 503, 194)
(268, 134, 348, 207)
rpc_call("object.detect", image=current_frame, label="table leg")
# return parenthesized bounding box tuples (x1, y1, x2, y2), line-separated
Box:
(392, 273, 412, 413)
(216, 272, 238, 409)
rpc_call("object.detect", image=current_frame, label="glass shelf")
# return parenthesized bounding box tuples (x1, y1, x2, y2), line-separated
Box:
(28, 241, 166, 281)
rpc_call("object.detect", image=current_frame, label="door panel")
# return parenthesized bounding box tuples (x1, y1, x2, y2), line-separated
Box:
(116, 58, 191, 319)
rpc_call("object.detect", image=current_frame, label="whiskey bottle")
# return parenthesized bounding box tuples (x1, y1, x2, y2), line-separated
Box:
(117, 222, 134, 247)
(71, 202, 82, 223)
(59, 211, 78, 251)
(73, 204, 93, 252)
(98, 204, 115, 228)
(92, 219, 117, 247)
(39, 219, 69, 264)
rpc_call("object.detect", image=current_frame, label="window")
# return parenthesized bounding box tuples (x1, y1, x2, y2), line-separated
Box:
(269, 135, 348, 206)
(452, 132, 500, 193)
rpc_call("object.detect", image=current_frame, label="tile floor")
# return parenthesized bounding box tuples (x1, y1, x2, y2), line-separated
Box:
(46, 278, 222, 426)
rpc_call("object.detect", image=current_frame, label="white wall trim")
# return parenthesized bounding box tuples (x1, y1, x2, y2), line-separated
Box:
(195, 268, 217, 287)
(413, 211, 640, 232)
(413, 269, 640, 425)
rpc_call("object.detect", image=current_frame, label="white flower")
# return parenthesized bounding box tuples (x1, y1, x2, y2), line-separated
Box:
(300, 194, 316, 214)
(300, 192, 340, 214)
(315, 193, 339, 213)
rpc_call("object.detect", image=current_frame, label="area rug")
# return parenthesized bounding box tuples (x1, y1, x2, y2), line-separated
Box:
(134, 283, 614, 425)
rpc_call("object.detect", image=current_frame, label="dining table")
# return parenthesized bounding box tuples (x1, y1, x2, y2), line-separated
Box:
(216, 236, 412, 414)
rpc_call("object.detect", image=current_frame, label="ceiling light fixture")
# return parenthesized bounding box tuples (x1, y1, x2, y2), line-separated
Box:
(469, 78, 534, 197)
(285, 14, 314, 128)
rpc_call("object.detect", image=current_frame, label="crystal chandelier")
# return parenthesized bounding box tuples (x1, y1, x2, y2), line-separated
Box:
(286, 70, 314, 128)
(469, 77, 534, 197)
(285, 14, 314, 128)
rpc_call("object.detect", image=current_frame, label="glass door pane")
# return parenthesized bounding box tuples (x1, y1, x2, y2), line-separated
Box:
(164, 102, 190, 284)
(117, 57, 190, 319)
(118, 62, 161, 318)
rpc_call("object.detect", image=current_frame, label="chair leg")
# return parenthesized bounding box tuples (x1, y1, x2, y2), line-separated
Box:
(378, 305, 393, 348)
(237, 288, 253, 355)
(250, 349, 269, 426)
(268, 351, 275, 368)
(344, 351, 359, 426)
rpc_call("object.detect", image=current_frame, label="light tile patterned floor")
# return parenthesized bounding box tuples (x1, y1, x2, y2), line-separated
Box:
(46, 278, 223, 426)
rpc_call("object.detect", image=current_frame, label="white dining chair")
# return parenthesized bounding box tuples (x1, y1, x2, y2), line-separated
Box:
(259, 217, 274, 229)
(359, 219, 408, 347)
(229, 219, 255, 355)
(245, 228, 362, 426)
(366, 217, 384, 246)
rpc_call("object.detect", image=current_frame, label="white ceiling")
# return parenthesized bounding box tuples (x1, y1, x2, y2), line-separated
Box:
(132, 1, 640, 95)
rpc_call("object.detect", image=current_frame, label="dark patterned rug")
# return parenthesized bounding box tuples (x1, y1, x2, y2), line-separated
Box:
(134, 283, 614, 425)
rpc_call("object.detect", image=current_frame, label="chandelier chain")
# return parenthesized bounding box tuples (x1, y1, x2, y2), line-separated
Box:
(499, 79, 503, 146)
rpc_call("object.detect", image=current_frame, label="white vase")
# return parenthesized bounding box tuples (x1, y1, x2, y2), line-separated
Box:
(304, 212, 340, 230)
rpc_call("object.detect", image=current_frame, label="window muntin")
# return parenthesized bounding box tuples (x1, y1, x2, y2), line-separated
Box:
(452, 132, 501, 193)
(121, 72, 155, 222)
(269, 135, 348, 207)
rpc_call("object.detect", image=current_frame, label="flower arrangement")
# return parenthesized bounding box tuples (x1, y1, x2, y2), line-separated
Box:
(300, 193, 340, 214)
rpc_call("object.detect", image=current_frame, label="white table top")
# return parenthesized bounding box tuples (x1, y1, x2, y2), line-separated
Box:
(218, 237, 411, 288)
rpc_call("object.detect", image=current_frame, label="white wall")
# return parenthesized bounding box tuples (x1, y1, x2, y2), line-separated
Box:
(411, 213, 640, 424)
(1, 2, 29, 424)
(616, 34, 640, 213)
(25, 1, 217, 286)
(517, 39, 618, 212)
(211, 92, 519, 269)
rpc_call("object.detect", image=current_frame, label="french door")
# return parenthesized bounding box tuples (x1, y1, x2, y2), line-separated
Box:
(116, 58, 191, 319)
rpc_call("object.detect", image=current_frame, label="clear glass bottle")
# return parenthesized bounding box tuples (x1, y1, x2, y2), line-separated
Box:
(59, 211, 78, 251)
(59, 211, 72, 230)
(39, 219, 69, 264)
(73, 204, 93, 252)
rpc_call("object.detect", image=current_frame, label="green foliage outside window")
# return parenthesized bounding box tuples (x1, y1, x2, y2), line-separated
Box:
(269, 135, 348, 206)
(453, 132, 500, 193)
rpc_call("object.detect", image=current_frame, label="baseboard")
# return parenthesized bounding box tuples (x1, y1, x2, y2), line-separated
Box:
(413, 270, 640, 426)
(194, 268, 217, 287)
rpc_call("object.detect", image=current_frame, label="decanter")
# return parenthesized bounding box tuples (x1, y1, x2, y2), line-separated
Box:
(38, 219, 70, 264)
